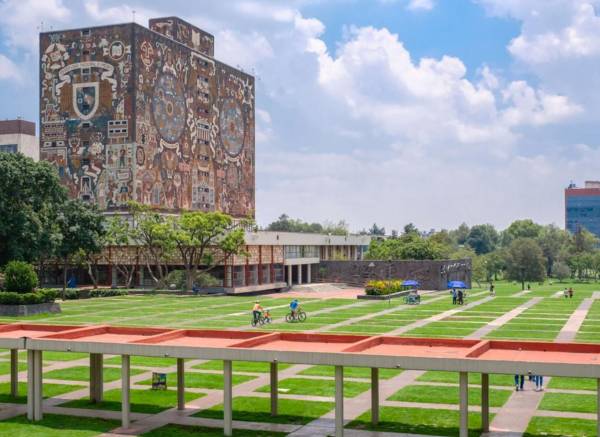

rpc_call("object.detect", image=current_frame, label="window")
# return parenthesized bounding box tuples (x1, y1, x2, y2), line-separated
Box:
(81, 29, 91, 37)
(0, 144, 17, 154)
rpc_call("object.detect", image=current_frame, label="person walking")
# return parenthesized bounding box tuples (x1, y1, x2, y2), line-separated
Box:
(514, 374, 524, 391)
(457, 288, 464, 305)
(452, 288, 457, 305)
(489, 284, 495, 297)
(568, 287, 574, 299)
(564, 288, 569, 299)
(534, 375, 544, 391)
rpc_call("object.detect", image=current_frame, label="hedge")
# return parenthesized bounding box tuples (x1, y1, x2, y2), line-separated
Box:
(89, 289, 128, 298)
(0, 289, 58, 305)
(365, 280, 404, 296)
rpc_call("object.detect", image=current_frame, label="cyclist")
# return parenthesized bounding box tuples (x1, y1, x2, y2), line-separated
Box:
(289, 299, 299, 318)
(252, 300, 263, 325)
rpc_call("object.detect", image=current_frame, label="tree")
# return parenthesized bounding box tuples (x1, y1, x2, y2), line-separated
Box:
(266, 214, 347, 235)
(450, 222, 470, 245)
(104, 216, 138, 288)
(552, 261, 571, 282)
(403, 223, 419, 236)
(55, 200, 105, 296)
(0, 153, 67, 266)
(572, 227, 599, 254)
(465, 224, 499, 255)
(502, 219, 543, 246)
(537, 224, 570, 276)
(167, 211, 247, 291)
(368, 223, 386, 236)
(365, 234, 445, 260)
(504, 238, 546, 290)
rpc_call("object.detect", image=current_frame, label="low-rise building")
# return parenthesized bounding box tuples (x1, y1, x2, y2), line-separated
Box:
(0, 119, 39, 161)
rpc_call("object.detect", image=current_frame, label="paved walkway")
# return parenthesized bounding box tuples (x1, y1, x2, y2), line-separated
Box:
(466, 297, 542, 339)
(555, 297, 593, 341)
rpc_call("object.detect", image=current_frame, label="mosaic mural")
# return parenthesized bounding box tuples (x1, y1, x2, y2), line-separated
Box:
(40, 18, 255, 217)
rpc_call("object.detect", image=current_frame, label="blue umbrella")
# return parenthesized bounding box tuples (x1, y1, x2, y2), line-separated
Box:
(448, 280, 468, 289)
(402, 280, 420, 287)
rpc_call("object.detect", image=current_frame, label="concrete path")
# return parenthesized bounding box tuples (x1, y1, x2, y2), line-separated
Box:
(556, 297, 594, 341)
(466, 297, 542, 339)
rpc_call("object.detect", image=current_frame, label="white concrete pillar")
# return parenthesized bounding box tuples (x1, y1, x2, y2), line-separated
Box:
(90, 353, 103, 403)
(307, 264, 312, 284)
(33, 350, 43, 421)
(224, 360, 233, 436)
(371, 368, 379, 426)
(27, 350, 34, 420)
(121, 355, 130, 429)
(482, 373, 489, 433)
(335, 365, 344, 437)
(177, 358, 185, 410)
(287, 264, 292, 286)
(297, 264, 302, 285)
(459, 372, 468, 437)
(270, 362, 278, 416)
(10, 349, 18, 397)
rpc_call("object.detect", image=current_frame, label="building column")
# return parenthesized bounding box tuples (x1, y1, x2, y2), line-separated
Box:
(27, 350, 34, 420)
(177, 358, 185, 410)
(224, 360, 233, 437)
(482, 373, 489, 433)
(270, 362, 278, 416)
(307, 264, 312, 284)
(121, 355, 130, 429)
(10, 349, 18, 397)
(459, 372, 468, 437)
(90, 353, 103, 403)
(297, 264, 302, 285)
(33, 351, 43, 421)
(335, 365, 344, 437)
(371, 368, 379, 426)
(287, 264, 292, 286)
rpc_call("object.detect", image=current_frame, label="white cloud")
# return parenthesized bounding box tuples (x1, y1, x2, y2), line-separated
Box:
(0, 55, 21, 81)
(407, 0, 435, 11)
(84, 0, 159, 26)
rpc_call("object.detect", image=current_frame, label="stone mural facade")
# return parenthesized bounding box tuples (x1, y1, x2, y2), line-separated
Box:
(40, 17, 255, 217)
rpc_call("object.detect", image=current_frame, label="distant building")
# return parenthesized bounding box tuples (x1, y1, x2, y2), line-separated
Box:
(565, 181, 600, 238)
(0, 119, 39, 161)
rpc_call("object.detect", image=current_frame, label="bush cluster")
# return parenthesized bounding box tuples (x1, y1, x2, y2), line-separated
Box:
(160, 270, 221, 290)
(4, 261, 38, 293)
(89, 289, 128, 298)
(0, 288, 58, 305)
(365, 280, 404, 296)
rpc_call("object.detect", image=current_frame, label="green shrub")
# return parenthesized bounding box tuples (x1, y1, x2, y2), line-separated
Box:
(0, 288, 57, 305)
(365, 280, 404, 296)
(89, 289, 128, 298)
(4, 261, 38, 293)
(64, 289, 80, 300)
(160, 270, 220, 290)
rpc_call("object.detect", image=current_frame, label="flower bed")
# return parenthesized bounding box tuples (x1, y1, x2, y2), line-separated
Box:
(365, 280, 404, 296)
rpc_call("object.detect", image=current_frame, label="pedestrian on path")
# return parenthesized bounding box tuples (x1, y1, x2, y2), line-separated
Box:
(568, 287, 574, 299)
(457, 289, 464, 305)
(534, 375, 544, 391)
(451, 288, 457, 305)
(514, 374, 524, 391)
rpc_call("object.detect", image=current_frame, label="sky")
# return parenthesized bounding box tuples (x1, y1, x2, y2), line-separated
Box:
(1, 0, 600, 233)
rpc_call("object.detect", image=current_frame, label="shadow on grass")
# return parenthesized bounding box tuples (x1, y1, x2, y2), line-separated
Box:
(0, 413, 119, 436)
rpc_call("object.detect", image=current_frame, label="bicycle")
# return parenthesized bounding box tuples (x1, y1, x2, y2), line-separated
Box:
(251, 311, 271, 327)
(285, 309, 307, 322)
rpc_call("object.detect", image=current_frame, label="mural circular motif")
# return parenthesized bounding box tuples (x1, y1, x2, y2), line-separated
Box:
(151, 73, 186, 143)
(219, 98, 245, 157)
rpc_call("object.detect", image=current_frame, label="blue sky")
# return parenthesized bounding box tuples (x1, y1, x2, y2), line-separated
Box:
(1, 0, 600, 233)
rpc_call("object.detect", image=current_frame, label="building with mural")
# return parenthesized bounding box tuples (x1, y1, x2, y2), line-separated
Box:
(40, 16, 254, 217)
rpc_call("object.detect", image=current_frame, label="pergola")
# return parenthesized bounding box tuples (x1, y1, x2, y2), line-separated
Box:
(1, 323, 600, 437)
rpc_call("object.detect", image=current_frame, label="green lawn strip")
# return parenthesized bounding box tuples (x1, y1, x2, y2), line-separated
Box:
(0, 382, 85, 404)
(193, 396, 334, 425)
(417, 371, 515, 387)
(299, 365, 401, 379)
(347, 406, 489, 437)
(44, 366, 145, 382)
(388, 384, 511, 407)
(0, 413, 120, 437)
(104, 356, 176, 368)
(139, 372, 256, 389)
(256, 377, 370, 398)
(524, 416, 597, 437)
(16, 351, 89, 362)
(539, 392, 596, 414)
(141, 423, 286, 437)
(576, 333, 600, 343)
(59, 388, 204, 414)
(192, 360, 291, 373)
(548, 377, 596, 391)
(328, 324, 396, 334)
(486, 330, 558, 340)
(0, 360, 27, 375)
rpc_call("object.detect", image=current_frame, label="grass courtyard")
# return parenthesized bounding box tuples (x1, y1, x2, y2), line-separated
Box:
(0, 280, 598, 436)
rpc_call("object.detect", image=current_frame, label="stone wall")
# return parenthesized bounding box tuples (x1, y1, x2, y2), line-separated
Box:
(315, 259, 471, 290)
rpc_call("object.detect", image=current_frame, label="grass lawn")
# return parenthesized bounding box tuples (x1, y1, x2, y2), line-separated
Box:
(256, 377, 370, 398)
(0, 413, 119, 437)
(58, 388, 204, 414)
(348, 406, 489, 437)
(547, 377, 596, 391)
(298, 365, 402, 380)
(538, 392, 596, 414)
(141, 423, 287, 437)
(524, 417, 597, 437)
(0, 382, 84, 404)
(17, 351, 90, 362)
(0, 360, 27, 375)
(388, 384, 512, 407)
(192, 360, 292, 373)
(193, 396, 334, 425)
(138, 372, 256, 390)
(416, 371, 515, 387)
(44, 366, 145, 382)
(104, 356, 176, 368)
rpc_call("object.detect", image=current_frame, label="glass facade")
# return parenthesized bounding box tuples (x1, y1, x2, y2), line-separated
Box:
(0, 144, 17, 154)
(284, 245, 319, 259)
(566, 194, 600, 238)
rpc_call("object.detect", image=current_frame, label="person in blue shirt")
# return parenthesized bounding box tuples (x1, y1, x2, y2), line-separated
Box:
(289, 299, 299, 317)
